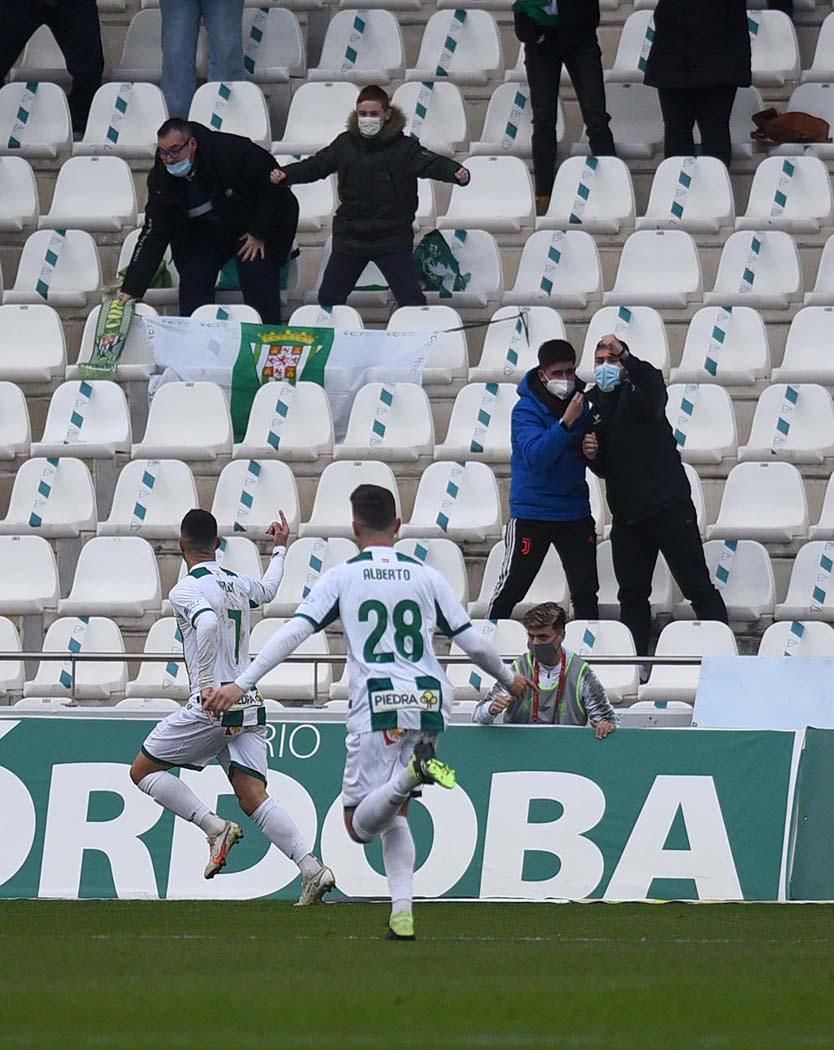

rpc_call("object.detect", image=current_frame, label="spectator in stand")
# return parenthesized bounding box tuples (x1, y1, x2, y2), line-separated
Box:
(487, 339, 599, 622)
(583, 335, 728, 667)
(270, 85, 470, 309)
(643, 0, 751, 169)
(118, 118, 298, 323)
(512, 0, 615, 216)
(0, 0, 103, 136)
(160, 0, 245, 119)
(473, 602, 618, 736)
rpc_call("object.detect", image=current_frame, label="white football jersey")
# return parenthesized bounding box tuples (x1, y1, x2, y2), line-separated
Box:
(293, 545, 471, 733)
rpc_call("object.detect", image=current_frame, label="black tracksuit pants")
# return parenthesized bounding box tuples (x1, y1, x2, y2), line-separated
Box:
(318, 249, 426, 308)
(657, 85, 738, 170)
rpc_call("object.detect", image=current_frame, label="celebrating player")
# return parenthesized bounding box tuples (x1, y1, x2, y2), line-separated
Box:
(129, 509, 335, 905)
(206, 485, 532, 939)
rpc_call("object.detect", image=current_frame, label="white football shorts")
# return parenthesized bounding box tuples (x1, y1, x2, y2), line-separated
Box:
(341, 729, 439, 809)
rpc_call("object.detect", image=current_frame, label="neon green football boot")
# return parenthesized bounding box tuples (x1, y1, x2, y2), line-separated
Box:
(388, 911, 416, 941)
(409, 739, 456, 789)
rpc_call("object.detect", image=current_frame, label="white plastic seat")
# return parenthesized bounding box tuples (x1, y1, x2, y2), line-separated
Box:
(0, 617, 23, 697)
(0, 157, 38, 231)
(0, 82, 71, 159)
(4, 229, 101, 307)
(563, 619, 639, 704)
(190, 304, 262, 324)
(132, 382, 232, 460)
(809, 473, 834, 541)
(727, 86, 766, 160)
(804, 235, 834, 306)
(250, 617, 331, 701)
(469, 306, 565, 383)
(415, 179, 436, 230)
(504, 230, 602, 309)
(748, 10, 800, 87)
(770, 85, 834, 161)
(39, 156, 137, 232)
(68, 301, 158, 381)
(391, 82, 467, 156)
(573, 83, 662, 159)
(113, 9, 206, 82)
(299, 460, 400, 538)
(125, 617, 189, 701)
(676, 540, 775, 621)
(447, 619, 526, 700)
(539, 156, 635, 234)
(684, 462, 706, 538)
(74, 83, 168, 159)
(98, 460, 198, 538)
(604, 230, 702, 309)
(10, 26, 70, 87)
(289, 304, 363, 329)
(605, 10, 656, 83)
(24, 616, 127, 700)
(587, 470, 608, 540)
(636, 157, 734, 234)
(802, 15, 834, 83)
(274, 155, 336, 233)
(242, 7, 305, 82)
(117, 229, 179, 306)
(707, 462, 808, 542)
(434, 382, 514, 462)
(578, 307, 668, 382)
(234, 381, 334, 460)
(736, 156, 834, 234)
(597, 539, 674, 619)
(738, 383, 834, 463)
(58, 536, 161, 617)
(188, 81, 270, 149)
(0, 457, 96, 537)
(637, 621, 738, 703)
(272, 82, 359, 154)
(665, 385, 737, 464)
(758, 620, 834, 657)
(32, 380, 131, 459)
(0, 535, 59, 615)
(0, 304, 64, 383)
(406, 11, 503, 86)
(400, 461, 502, 543)
(775, 542, 834, 621)
(438, 156, 534, 234)
(386, 304, 468, 384)
(307, 239, 391, 308)
(13, 697, 78, 711)
(210, 460, 301, 537)
(264, 537, 358, 617)
(704, 231, 801, 310)
(421, 230, 504, 309)
(0, 381, 30, 460)
(309, 10, 404, 83)
(468, 540, 568, 618)
(774, 308, 834, 385)
(670, 307, 770, 386)
(115, 697, 181, 714)
(335, 382, 434, 462)
(393, 537, 469, 605)
(470, 82, 563, 160)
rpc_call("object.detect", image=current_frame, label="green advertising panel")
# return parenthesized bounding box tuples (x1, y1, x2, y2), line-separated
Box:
(788, 727, 834, 901)
(0, 718, 797, 902)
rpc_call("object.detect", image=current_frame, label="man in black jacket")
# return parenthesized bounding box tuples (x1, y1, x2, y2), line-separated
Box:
(271, 84, 469, 308)
(119, 118, 298, 323)
(583, 334, 728, 660)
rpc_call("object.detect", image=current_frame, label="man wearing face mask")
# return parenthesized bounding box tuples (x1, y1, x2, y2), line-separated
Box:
(118, 118, 299, 323)
(487, 339, 599, 622)
(473, 603, 617, 736)
(583, 335, 728, 662)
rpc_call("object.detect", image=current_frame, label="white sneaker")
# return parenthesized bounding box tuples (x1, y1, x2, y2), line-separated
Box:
(295, 865, 336, 906)
(204, 820, 244, 879)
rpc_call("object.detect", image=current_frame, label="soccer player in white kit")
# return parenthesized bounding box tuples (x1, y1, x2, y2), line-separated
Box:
(129, 509, 335, 905)
(206, 485, 532, 938)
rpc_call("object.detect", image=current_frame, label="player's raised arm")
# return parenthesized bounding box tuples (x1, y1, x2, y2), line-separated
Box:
(239, 513, 291, 608)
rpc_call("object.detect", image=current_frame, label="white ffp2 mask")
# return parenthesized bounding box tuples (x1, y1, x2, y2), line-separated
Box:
(358, 116, 384, 138)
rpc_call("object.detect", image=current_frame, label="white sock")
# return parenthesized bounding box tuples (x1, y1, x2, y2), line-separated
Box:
(382, 816, 415, 915)
(138, 771, 226, 838)
(250, 797, 316, 870)
(352, 763, 420, 842)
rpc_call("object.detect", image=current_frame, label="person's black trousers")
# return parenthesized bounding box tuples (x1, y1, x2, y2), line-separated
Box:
(0, 0, 104, 133)
(318, 249, 426, 308)
(486, 516, 599, 621)
(524, 34, 615, 197)
(657, 85, 738, 169)
(610, 498, 728, 657)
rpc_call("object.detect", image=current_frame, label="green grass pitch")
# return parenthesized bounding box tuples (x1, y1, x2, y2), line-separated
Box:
(3, 900, 833, 1050)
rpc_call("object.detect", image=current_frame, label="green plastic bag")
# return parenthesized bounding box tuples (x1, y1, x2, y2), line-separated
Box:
(414, 230, 471, 298)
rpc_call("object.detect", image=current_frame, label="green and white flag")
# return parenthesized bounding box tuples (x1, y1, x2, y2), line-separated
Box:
(142, 317, 435, 441)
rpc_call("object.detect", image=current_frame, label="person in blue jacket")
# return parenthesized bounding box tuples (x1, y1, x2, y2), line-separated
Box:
(487, 338, 599, 620)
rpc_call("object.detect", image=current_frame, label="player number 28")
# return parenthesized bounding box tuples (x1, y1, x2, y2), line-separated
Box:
(358, 599, 424, 663)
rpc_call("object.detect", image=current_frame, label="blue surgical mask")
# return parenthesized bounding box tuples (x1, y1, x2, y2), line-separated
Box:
(594, 362, 622, 392)
(165, 157, 193, 178)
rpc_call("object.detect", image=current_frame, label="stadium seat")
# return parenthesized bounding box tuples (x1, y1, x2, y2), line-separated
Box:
(469, 306, 565, 383)
(468, 540, 568, 618)
(446, 619, 526, 700)
(676, 540, 775, 620)
(578, 306, 668, 382)
(0, 156, 38, 231)
(774, 308, 834, 385)
(394, 537, 469, 605)
(438, 156, 534, 235)
(775, 542, 834, 621)
(597, 539, 674, 619)
(637, 620, 738, 703)
(757, 620, 834, 657)
(665, 384, 737, 464)
(563, 619, 639, 705)
(188, 81, 270, 148)
(132, 382, 232, 460)
(58, 536, 161, 617)
(13, 696, 77, 711)
(272, 82, 359, 154)
(415, 179, 437, 230)
(4, 229, 101, 307)
(738, 383, 834, 463)
(725, 86, 766, 160)
(39, 156, 137, 232)
(68, 302, 157, 382)
(683, 462, 706, 538)
(300, 460, 400, 538)
(573, 83, 662, 159)
(241, 7, 305, 83)
(406, 11, 503, 85)
(671, 307, 770, 386)
(387, 304, 468, 384)
(434, 382, 514, 462)
(736, 156, 834, 234)
(288, 304, 363, 329)
(587, 470, 608, 540)
(538, 156, 635, 234)
(809, 474, 834, 540)
(748, 10, 800, 87)
(74, 83, 168, 159)
(504, 229, 602, 309)
(636, 156, 734, 234)
(0, 617, 23, 698)
(335, 382, 434, 462)
(9, 25, 69, 87)
(274, 155, 336, 234)
(804, 235, 834, 306)
(0, 535, 59, 615)
(604, 230, 702, 308)
(117, 229, 179, 307)
(0, 381, 30, 460)
(704, 231, 802, 310)
(211, 459, 301, 537)
(125, 617, 189, 701)
(801, 15, 834, 82)
(24, 616, 127, 701)
(422, 230, 504, 309)
(264, 536, 358, 617)
(98, 460, 198, 539)
(392, 82, 467, 156)
(604, 10, 655, 83)
(469, 83, 563, 160)
(0, 304, 64, 384)
(309, 10, 404, 83)
(0, 82, 71, 159)
(234, 381, 334, 461)
(400, 461, 502, 543)
(113, 9, 206, 82)
(0, 457, 96, 537)
(707, 462, 808, 542)
(250, 617, 331, 701)
(115, 697, 181, 714)
(31, 380, 131, 459)
(769, 85, 834, 162)
(190, 304, 262, 323)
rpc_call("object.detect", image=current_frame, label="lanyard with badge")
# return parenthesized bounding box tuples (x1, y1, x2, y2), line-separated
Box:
(531, 649, 567, 723)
